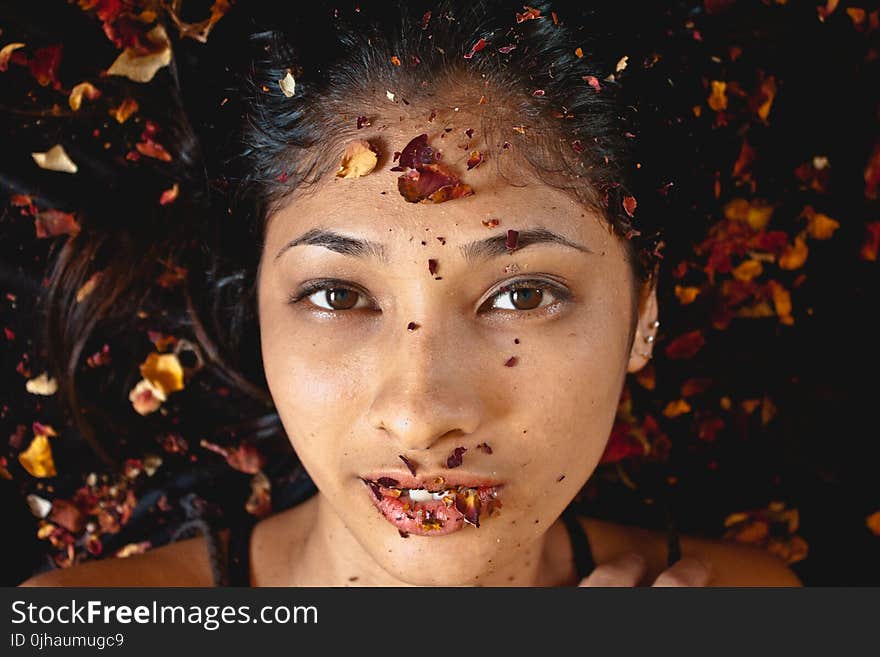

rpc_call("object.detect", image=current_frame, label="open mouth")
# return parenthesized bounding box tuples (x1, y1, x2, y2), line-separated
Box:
(360, 477, 503, 537)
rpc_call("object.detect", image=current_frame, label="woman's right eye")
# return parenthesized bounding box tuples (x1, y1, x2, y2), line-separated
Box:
(289, 281, 374, 312)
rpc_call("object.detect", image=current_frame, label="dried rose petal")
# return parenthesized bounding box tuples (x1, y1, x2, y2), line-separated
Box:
(498, 44, 516, 54)
(68, 82, 101, 111)
(0, 42, 25, 72)
(397, 163, 473, 203)
(506, 229, 519, 251)
(446, 446, 467, 469)
(28, 44, 63, 89)
(583, 75, 601, 92)
(107, 24, 172, 83)
(476, 442, 493, 454)
(504, 356, 518, 367)
(466, 150, 484, 170)
(34, 209, 80, 238)
(278, 69, 296, 97)
(454, 488, 481, 527)
(571, 139, 585, 153)
(32, 145, 78, 174)
(428, 259, 438, 275)
(159, 182, 180, 206)
(398, 529, 410, 538)
(356, 115, 371, 129)
(336, 139, 378, 178)
(376, 477, 399, 488)
(407, 322, 420, 331)
(464, 37, 488, 60)
(391, 134, 438, 171)
(110, 98, 139, 123)
(482, 218, 500, 228)
(516, 6, 541, 22)
(398, 455, 418, 475)
(623, 195, 637, 217)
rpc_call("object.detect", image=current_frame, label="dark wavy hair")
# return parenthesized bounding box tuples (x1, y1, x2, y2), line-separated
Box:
(3, 0, 680, 465)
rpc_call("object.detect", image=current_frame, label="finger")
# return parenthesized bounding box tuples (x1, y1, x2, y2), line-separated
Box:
(579, 552, 647, 587)
(651, 555, 712, 587)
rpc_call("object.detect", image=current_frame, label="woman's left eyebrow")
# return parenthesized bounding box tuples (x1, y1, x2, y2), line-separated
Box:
(274, 226, 593, 263)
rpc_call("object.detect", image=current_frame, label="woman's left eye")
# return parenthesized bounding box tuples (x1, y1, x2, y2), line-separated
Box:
(481, 279, 572, 314)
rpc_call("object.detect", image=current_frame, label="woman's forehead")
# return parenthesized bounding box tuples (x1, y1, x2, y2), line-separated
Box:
(263, 114, 617, 260)
(264, 152, 617, 266)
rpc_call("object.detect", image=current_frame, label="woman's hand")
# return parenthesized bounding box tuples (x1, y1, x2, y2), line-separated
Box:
(579, 552, 712, 587)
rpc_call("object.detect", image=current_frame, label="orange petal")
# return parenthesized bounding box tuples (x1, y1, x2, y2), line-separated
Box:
(19, 434, 57, 478)
(139, 352, 184, 396)
(336, 139, 378, 179)
(69, 81, 101, 111)
(778, 234, 808, 270)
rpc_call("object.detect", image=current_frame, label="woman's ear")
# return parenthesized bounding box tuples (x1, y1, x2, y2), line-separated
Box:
(627, 282, 659, 373)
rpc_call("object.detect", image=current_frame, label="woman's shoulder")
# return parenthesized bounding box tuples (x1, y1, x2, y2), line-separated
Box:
(579, 515, 802, 587)
(19, 535, 216, 587)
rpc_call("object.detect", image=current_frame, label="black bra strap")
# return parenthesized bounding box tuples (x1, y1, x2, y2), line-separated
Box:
(561, 504, 596, 581)
(225, 514, 257, 587)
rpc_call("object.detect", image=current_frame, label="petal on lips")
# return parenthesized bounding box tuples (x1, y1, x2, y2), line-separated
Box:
(454, 488, 482, 527)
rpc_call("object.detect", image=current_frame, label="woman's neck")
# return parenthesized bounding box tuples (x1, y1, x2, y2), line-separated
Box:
(271, 493, 572, 587)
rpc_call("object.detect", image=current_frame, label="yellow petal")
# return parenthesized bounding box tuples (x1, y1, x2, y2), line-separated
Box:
(674, 285, 701, 305)
(19, 434, 57, 478)
(69, 81, 101, 111)
(139, 352, 184, 395)
(779, 234, 809, 270)
(708, 80, 728, 111)
(107, 25, 172, 83)
(768, 280, 793, 324)
(25, 372, 58, 396)
(746, 204, 773, 231)
(0, 42, 26, 72)
(31, 144, 78, 174)
(109, 97, 139, 123)
(733, 259, 763, 282)
(336, 139, 378, 179)
(662, 399, 692, 418)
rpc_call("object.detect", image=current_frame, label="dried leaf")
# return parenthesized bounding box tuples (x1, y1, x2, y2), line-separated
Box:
(107, 24, 172, 83)
(336, 139, 378, 178)
(32, 144, 78, 174)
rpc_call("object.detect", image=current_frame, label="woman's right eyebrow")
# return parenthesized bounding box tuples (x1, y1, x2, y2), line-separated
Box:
(274, 226, 593, 264)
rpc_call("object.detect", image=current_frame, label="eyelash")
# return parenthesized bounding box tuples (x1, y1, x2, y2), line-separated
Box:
(287, 277, 573, 317)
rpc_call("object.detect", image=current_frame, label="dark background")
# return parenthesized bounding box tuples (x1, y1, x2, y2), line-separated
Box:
(1, 0, 878, 585)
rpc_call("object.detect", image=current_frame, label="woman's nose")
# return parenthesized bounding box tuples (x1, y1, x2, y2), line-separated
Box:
(366, 333, 484, 452)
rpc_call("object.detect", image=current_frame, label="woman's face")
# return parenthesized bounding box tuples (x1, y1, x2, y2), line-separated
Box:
(257, 122, 657, 585)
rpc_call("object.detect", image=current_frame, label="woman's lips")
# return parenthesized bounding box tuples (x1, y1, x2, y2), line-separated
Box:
(360, 475, 503, 537)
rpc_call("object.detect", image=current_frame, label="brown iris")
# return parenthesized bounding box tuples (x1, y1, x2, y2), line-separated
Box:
(506, 287, 543, 311)
(323, 288, 359, 310)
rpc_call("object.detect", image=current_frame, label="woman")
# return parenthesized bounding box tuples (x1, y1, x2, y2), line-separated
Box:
(16, 0, 800, 586)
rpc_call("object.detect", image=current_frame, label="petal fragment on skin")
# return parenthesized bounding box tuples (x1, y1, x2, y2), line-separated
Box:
(336, 139, 378, 178)
(31, 144, 78, 174)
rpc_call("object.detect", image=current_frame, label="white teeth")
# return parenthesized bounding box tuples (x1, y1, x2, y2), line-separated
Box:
(407, 489, 433, 502)
(406, 488, 450, 502)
